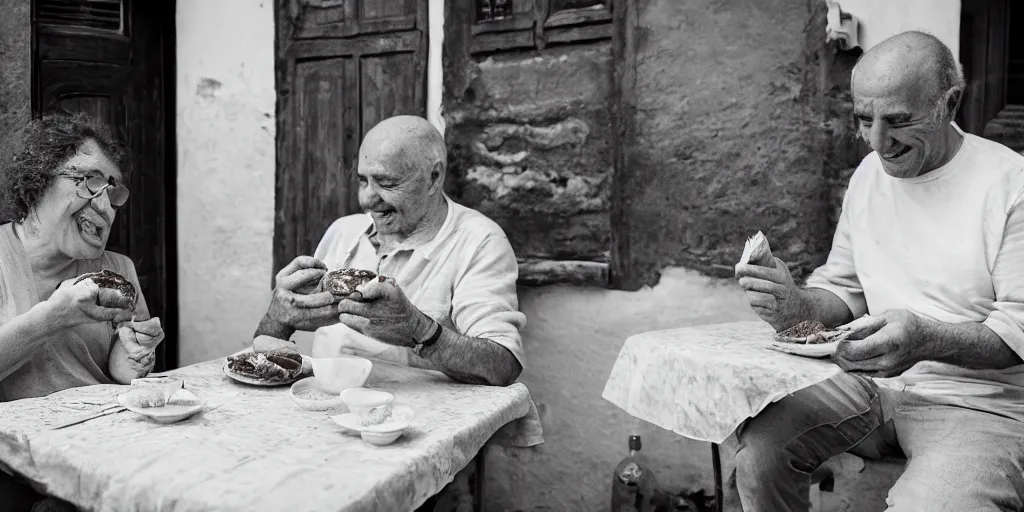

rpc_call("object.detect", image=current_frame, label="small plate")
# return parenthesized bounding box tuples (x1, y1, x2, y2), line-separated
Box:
(330, 405, 415, 446)
(766, 340, 840, 358)
(123, 401, 206, 424)
(290, 377, 348, 411)
(222, 356, 308, 387)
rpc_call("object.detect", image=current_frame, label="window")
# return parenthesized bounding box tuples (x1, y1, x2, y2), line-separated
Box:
(37, 0, 123, 33)
(469, 0, 613, 54)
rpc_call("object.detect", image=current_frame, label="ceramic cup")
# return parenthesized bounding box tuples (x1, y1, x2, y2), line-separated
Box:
(339, 388, 394, 426)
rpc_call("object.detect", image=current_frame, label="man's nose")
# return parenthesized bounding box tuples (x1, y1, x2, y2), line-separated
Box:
(359, 182, 381, 206)
(868, 122, 893, 153)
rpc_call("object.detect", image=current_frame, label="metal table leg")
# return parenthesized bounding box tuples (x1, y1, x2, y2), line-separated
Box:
(712, 443, 723, 512)
(474, 447, 486, 512)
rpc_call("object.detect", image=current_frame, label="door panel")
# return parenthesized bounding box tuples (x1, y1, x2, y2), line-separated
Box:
(274, 0, 428, 275)
(33, 0, 175, 371)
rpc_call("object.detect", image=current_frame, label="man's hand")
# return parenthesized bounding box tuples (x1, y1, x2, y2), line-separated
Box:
(336, 279, 433, 348)
(832, 310, 924, 377)
(263, 256, 339, 333)
(735, 257, 806, 331)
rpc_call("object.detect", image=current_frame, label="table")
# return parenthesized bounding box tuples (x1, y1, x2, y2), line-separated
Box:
(0, 357, 544, 512)
(601, 321, 844, 512)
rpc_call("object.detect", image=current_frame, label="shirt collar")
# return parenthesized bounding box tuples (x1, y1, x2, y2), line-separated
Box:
(357, 194, 455, 261)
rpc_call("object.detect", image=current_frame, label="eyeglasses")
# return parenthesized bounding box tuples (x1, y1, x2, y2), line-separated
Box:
(59, 173, 130, 208)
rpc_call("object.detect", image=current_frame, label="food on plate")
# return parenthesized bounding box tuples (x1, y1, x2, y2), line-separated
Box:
(318, 268, 384, 297)
(166, 388, 202, 406)
(74, 269, 138, 309)
(119, 381, 199, 408)
(773, 319, 852, 345)
(120, 387, 167, 408)
(739, 231, 775, 267)
(227, 351, 301, 381)
(294, 388, 336, 401)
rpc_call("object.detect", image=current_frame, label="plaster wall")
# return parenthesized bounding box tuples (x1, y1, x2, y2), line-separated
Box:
(838, 0, 961, 58)
(175, 0, 278, 365)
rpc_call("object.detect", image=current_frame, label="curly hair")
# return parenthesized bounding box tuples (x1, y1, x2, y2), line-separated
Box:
(0, 110, 128, 222)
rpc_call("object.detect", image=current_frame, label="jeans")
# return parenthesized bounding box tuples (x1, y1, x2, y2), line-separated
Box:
(735, 372, 1024, 512)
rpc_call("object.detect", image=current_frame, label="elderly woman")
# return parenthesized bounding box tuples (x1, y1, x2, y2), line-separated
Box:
(0, 112, 165, 510)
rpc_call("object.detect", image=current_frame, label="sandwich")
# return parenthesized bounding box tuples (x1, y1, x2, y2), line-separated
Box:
(74, 269, 138, 310)
(228, 335, 304, 382)
(739, 231, 775, 267)
(318, 268, 383, 297)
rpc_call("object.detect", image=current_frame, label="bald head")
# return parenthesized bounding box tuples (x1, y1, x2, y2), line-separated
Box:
(356, 115, 448, 237)
(849, 31, 966, 179)
(360, 115, 446, 178)
(852, 31, 964, 109)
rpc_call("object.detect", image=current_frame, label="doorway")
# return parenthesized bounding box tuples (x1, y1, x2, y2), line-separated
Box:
(959, 0, 1024, 151)
(32, 0, 179, 370)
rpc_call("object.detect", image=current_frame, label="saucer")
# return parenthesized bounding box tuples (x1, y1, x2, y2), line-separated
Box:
(123, 401, 206, 424)
(330, 405, 415, 446)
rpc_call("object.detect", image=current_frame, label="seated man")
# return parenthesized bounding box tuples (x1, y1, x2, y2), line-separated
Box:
(255, 115, 525, 387)
(734, 32, 1024, 511)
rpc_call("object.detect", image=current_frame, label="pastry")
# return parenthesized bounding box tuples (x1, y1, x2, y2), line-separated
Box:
(318, 268, 383, 297)
(227, 352, 300, 382)
(74, 269, 138, 309)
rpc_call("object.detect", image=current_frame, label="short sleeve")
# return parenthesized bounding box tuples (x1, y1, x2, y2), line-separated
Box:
(450, 234, 528, 368)
(803, 180, 868, 319)
(982, 192, 1024, 358)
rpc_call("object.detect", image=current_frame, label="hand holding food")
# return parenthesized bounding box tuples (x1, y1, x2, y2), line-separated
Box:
(318, 268, 391, 301)
(48, 270, 136, 328)
(734, 235, 805, 332)
(264, 256, 340, 332)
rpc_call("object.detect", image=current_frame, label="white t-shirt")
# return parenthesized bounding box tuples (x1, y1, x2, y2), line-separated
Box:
(806, 123, 1024, 418)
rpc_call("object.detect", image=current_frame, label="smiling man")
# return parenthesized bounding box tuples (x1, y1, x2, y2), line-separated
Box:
(733, 32, 1024, 511)
(255, 115, 526, 387)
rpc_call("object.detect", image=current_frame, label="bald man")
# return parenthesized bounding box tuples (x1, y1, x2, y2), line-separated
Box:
(256, 115, 525, 387)
(734, 31, 1024, 511)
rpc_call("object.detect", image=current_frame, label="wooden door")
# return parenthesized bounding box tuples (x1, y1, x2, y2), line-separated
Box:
(33, 0, 177, 370)
(959, 0, 1010, 135)
(273, 0, 428, 275)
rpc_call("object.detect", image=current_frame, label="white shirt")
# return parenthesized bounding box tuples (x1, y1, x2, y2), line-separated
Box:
(313, 195, 527, 367)
(805, 123, 1024, 418)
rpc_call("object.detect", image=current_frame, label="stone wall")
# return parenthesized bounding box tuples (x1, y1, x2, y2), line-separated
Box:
(612, 0, 845, 290)
(0, 0, 30, 177)
(444, 43, 613, 263)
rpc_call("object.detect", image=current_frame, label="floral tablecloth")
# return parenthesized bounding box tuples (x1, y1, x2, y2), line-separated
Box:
(601, 321, 843, 444)
(0, 358, 544, 512)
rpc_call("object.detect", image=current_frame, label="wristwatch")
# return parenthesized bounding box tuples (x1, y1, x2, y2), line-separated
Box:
(413, 318, 443, 356)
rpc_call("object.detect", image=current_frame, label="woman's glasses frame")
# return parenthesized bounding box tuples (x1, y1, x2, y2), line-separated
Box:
(57, 172, 130, 208)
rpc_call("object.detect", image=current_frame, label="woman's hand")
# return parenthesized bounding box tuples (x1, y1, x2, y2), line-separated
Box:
(46, 278, 135, 329)
(113, 318, 164, 379)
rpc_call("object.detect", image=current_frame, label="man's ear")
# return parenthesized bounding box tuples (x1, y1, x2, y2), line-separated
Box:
(943, 87, 963, 122)
(428, 160, 445, 194)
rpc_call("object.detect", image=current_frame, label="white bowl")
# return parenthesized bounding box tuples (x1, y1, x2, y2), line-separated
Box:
(310, 356, 372, 394)
(339, 388, 394, 426)
(361, 430, 403, 446)
(289, 378, 347, 411)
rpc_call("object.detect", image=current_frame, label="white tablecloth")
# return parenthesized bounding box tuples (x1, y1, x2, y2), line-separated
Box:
(601, 321, 843, 443)
(0, 358, 544, 512)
